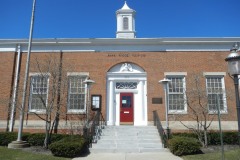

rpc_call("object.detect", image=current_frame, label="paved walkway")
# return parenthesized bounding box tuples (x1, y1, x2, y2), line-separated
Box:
(73, 150, 183, 160)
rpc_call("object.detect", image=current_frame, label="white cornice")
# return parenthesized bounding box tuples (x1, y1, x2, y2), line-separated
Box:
(0, 48, 16, 52)
(0, 37, 239, 43)
(0, 37, 239, 52)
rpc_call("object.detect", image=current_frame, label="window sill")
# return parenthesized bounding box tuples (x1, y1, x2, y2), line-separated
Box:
(208, 111, 228, 115)
(28, 110, 46, 114)
(67, 111, 86, 114)
(168, 111, 187, 114)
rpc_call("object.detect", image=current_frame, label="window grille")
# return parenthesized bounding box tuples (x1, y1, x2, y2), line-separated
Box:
(29, 75, 49, 111)
(206, 76, 226, 112)
(116, 82, 137, 89)
(68, 76, 87, 112)
(167, 77, 186, 112)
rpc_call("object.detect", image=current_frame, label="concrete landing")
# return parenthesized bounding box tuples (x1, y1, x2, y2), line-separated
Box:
(73, 151, 183, 160)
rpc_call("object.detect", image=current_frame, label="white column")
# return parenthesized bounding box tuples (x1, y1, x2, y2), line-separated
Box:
(107, 80, 114, 125)
(140, 81, 144, 121)
(115, 93, 120, 126)
(144, 80, 148, 125)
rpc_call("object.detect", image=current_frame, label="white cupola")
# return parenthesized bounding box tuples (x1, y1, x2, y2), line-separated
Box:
(116, 1, 136, 38)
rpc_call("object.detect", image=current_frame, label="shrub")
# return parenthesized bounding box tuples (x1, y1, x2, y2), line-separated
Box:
(168, 136, 201, 156)
(0, 132, 81, 148)
(207, 132, 220, 145)
(49, 136, 88, 158)
(0, 132, 30, 146)
(27, 133, 46, 146)
(172, 131, 239, 146)
(208, 131, 238, 145)
(171, 132, 198, 139)
(223, 132, 238, 145)
(0, 132, 17, 146)
(26, 133, 70, 146)
(50, 134, 67, 143)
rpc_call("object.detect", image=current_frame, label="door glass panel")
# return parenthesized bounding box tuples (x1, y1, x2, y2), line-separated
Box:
(122, 96, 131, 108)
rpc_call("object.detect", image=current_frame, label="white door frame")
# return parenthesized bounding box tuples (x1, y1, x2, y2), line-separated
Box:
(106, 63, 147, 126)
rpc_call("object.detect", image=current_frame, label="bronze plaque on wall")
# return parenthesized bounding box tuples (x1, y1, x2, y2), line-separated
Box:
(152, 98, 162, 104)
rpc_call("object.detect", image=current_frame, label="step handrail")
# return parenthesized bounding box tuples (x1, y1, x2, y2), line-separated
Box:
(84, 111, 106, 148)
(153, 110, 168, 148)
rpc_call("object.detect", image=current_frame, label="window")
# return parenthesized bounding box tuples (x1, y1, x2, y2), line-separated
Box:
(167, 76, 186, 113)
(68, 76, 87, 112)
(123, 17, 129, 30)
(122, 96, 132, 108)
(116, 82, 137, 89)
(206, 76, 227, 113)
(29, 75, 49, 112)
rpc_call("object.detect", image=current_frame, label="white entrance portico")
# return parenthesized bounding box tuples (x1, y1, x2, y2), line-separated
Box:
(106, 63, 147, 126)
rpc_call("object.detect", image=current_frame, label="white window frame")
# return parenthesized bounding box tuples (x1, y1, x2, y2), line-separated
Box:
(67, 73, 89, 113)
(166, 75, 187, 114)
(205, 75, 227, 114)
(29, 73, 50, 113)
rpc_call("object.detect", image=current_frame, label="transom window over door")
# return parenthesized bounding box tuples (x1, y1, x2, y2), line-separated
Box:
(206, 76, 227, 113)
(167, 76, 186, 112)
(116, 82, 137, 89)
(29, 75, 49, 112)
(123, 17, 129, 30)
(68, 76, 87, 112)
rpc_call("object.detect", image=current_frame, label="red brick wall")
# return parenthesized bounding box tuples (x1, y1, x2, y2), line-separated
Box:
(0, 52, 16, 125)
(0, 51, 237, 129)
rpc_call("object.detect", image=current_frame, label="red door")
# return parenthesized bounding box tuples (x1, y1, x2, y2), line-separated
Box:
(120, 93, 134, 124)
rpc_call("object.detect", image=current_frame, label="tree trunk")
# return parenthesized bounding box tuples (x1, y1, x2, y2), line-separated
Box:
(44, 114, 51, 149)
(204, 129, 208, 148)
(53, 113, 59, 133)
(197, 132, 205, 147)
(53, 52, 63, 134)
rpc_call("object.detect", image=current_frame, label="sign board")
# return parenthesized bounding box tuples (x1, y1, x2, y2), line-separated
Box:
(152, 98, 162, 104)
(91, 95, 102, 111)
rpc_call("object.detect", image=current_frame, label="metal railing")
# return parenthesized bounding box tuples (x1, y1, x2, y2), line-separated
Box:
(153, 110, 168, 148)
(84, 111, 106, 148)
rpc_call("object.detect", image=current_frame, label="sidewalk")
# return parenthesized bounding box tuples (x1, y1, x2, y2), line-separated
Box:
(73, 149, 183, 160)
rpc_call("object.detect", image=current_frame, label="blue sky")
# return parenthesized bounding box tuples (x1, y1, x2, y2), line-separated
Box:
(1, 0, 240, 39)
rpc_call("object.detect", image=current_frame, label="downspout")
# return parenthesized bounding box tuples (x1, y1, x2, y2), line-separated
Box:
(9, 44, 21, 132)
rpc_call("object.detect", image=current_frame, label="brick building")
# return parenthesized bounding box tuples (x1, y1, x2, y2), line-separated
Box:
(0, 2, 240, 132)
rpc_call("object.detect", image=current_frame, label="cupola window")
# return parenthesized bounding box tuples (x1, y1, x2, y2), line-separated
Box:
(123, 17, 129, 30)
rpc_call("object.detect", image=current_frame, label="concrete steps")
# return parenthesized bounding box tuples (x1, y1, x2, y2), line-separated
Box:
(90, 126, 164, 153)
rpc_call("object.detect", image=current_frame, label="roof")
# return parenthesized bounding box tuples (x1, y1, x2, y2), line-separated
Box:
(121, 1, 131, 10)
(116, 1, 135, 14)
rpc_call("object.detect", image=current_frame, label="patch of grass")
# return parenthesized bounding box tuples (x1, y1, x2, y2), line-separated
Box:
(182, 149, 240, 160)
(0, 146, 70, 160)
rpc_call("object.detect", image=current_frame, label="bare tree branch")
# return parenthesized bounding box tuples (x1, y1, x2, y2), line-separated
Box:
(175, 74, 232, 147)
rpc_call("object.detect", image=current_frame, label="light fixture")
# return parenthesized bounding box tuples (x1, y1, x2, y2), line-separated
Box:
(225, 42, 240, 146)
(159, 78, 171, 139)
